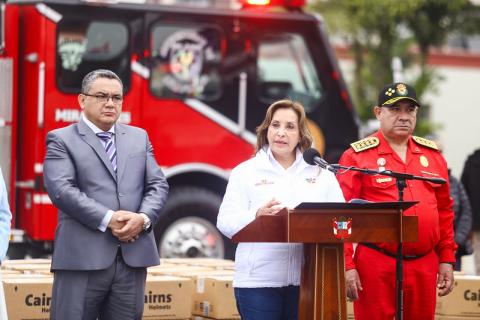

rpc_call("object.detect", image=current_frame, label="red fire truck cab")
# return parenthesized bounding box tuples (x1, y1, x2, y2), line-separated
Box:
(0, 0, 358, 259)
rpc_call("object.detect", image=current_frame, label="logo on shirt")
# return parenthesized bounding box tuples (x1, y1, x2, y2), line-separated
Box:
(254, 179, 274, 187)
(377, 157, 387, 172)
(305, 177, 317, 184)
(333, 217, 352, 240)
(420, 155, 429, 167)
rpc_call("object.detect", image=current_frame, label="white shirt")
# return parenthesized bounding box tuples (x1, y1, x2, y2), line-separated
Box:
(81, 114, 115, 232)
(217, 148, 345, 288)
(82, 114, 115, 136)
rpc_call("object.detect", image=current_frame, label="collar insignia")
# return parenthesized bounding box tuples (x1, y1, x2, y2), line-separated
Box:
(412, 136, 438, 150)
(351, 137, 380, 153)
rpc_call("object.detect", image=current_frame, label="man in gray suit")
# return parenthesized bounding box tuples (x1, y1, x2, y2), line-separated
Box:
(44, 69, 169, 320)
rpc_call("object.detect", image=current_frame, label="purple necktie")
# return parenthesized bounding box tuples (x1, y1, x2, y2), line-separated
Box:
(96, 132, 117, 172)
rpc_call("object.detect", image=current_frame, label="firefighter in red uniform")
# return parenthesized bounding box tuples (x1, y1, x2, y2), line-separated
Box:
(337, 83, 456, 320)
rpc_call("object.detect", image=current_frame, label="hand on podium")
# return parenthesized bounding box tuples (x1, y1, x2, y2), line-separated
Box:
(349, 198, 372, 204)
(255, 198, 286, 217)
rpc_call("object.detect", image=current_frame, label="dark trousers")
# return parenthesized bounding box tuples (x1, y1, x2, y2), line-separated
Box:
(234, 286, 300, 320)
(50, 250, 147, 320)
(454, 250, 462, 271)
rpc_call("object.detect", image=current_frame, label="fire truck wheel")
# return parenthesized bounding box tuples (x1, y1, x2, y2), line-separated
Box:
(154, 186, 236, 259)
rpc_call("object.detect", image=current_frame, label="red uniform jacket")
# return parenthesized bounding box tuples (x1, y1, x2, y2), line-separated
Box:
(338, 131, 456, 270)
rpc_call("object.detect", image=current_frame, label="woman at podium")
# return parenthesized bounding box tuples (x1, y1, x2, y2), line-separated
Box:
(217, 99, 345, 320)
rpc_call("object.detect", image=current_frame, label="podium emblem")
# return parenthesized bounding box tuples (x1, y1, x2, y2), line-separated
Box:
(333, 217, 352, 240)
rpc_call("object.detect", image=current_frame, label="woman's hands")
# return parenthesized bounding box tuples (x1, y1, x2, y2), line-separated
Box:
(256, 198, 284, 217)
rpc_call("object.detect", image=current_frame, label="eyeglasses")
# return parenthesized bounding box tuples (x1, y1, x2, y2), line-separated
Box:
(83, 93, 123, 104)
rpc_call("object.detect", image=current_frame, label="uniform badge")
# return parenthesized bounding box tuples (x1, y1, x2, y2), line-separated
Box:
(377, 158, 386, 172)
(377, 157, 386, 169)
(396, 83, 408, 96)
(385, 88, 395, 97)
(333, 217, 352, 240)
(420, 155, 429, 167)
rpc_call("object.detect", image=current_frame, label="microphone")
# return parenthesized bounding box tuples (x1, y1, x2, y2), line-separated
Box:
(303, 148, 336, 172)
(426, 177, 447, 185)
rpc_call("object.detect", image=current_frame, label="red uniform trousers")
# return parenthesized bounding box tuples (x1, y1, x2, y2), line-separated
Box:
(353, 244, 438, 320)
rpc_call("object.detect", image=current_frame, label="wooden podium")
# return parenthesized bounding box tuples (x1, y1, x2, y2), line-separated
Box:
(232, 201, 418, 320)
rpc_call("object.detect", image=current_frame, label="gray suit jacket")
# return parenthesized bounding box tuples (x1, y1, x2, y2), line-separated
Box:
(44, 120, 168, 270)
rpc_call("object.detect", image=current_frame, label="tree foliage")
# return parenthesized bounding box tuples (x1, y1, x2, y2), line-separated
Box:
(310, 0, 472, 136)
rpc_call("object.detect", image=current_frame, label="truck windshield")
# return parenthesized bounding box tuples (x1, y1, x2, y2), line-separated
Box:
(149, 20, 324, 133)
(150, 23, 222, 101)
(56, 19, 130, 92)
(257, 33, 323, 112)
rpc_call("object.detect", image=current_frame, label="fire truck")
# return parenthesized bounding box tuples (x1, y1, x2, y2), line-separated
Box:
(0, 0, 358, 259)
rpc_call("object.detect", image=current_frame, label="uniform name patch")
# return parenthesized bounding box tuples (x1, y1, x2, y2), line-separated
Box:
(376, 177, 393, 183)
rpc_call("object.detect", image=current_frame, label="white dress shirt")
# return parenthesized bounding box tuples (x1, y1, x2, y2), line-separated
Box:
(81, 115, 115, 232)
(217, 147, 345, 288)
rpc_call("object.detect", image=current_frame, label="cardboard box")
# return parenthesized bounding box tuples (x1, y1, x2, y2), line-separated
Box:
(192, 317, 238, 320)
(160, 258, 233, 267)
(2, 273, 52, 279)
(143, 275, 193, 319)
(148, 266, 215, 277)
(173, 270, 235, 279)
(192, 275, 240, 319)
(4, 274, 192, 320)
(0, 269, 21, 275)
(157, 259, 178, 267)
(3, 277, 54, 320)
(9, 264, 52, 274)
(160, 258, 202, 265)
(2, 259, 51, 267)
(436, 275, 480, 317)
(180, 259, 235, 269)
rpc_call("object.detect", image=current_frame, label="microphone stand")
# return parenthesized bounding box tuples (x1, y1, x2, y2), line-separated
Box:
(329, 164, 445, 320)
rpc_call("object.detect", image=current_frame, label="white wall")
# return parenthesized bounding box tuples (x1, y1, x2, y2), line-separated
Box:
(425, 66, 480, 178)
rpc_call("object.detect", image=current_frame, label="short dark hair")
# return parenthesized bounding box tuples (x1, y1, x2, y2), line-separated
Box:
(81, 69, 123, 94)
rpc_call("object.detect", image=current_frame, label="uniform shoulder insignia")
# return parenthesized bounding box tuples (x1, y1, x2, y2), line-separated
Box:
(350, 137, 380, 153)
(412, 136, 438, 150)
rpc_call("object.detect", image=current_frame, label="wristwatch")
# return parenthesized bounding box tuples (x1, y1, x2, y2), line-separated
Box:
(139, 213, 151, 232)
